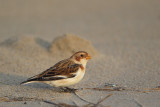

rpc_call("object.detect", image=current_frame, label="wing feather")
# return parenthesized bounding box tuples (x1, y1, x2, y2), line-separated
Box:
(21, 59, 80, 84)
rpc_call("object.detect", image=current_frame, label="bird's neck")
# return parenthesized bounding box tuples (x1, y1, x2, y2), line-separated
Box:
(81, 62, 87, 68)
(71, 59, 87, 68)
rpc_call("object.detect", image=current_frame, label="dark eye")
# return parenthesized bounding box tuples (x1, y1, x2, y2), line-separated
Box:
(80, 54, 84, 57)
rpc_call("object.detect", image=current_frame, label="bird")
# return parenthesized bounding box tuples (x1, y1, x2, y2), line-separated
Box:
(20, 51, 91, 92)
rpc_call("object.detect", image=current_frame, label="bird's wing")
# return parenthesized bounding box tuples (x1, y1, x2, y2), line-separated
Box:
(26, 59, 80, 82)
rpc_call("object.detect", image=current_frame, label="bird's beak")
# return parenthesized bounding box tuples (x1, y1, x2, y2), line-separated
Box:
(86, 54, 91, 60)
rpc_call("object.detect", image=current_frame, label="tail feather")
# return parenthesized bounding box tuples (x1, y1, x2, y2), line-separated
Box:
(20, 78, 39, 85)
(20, 81, 29, 85)
(20, 75, 67, 85)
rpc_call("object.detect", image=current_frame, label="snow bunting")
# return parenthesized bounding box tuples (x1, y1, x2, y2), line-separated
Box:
(21, 51, 91, 91)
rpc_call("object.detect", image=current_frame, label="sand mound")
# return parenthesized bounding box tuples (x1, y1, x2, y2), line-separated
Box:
(49, 34, 98, 57)
(0, 34, 98, 59)
(0, 36, 49, 57)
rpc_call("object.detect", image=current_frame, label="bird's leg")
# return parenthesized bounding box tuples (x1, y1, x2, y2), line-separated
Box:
(58, 87, 67, 92)
(57, 87, 82, 93)
(57, 87, 75, 93)
(62, 87, 79, 93)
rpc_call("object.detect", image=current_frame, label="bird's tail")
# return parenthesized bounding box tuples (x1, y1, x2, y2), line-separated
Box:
(20, 81, 30, 85)
(20, 78, 39, 85)
(20, 74, 42, 85)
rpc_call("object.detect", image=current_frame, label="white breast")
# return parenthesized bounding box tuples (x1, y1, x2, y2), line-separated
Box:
(49, 68, 85, 87)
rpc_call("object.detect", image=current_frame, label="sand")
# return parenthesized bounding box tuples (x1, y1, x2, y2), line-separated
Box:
(0, 0, 160, 107)
(49, 34, 98, 57)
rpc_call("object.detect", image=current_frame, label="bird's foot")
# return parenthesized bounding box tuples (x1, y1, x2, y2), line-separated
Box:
(59, 87, 79, 93)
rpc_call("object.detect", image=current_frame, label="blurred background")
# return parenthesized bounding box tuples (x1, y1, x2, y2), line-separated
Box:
(1, 0, 159, 41)
(0, 0, 160, 56)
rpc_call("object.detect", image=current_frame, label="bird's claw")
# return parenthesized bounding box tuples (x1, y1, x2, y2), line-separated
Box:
(59, 87, 79, 93)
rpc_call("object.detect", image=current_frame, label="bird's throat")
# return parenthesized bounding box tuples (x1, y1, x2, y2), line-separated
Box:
(80, 65, 85, 71)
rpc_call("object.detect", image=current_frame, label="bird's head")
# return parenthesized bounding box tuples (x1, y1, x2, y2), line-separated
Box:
(70, 51, 91, 67)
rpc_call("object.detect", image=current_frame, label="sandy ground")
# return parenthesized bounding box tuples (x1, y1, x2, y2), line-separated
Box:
(0, 0, 160, 107)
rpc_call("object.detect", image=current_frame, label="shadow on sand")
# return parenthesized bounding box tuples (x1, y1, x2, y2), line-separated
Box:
(0, 72, 54, 90)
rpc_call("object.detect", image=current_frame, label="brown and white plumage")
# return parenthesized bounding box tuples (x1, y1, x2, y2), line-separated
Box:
(20, 51, 91, 87)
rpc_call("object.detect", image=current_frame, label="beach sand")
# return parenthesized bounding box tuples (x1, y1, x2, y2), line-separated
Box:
(0, 0, 160, 107)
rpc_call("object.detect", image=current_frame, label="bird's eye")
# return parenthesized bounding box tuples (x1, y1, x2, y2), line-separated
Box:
(80, 54, 84, 57)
